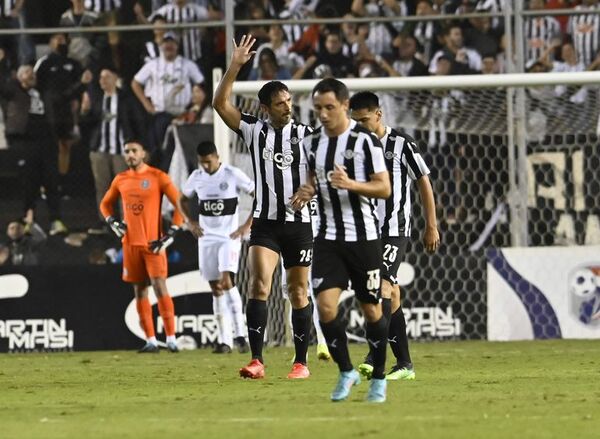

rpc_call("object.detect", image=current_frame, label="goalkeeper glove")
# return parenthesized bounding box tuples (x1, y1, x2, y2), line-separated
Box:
(149, 225, 179, 254)
(106, 216, 127, 238)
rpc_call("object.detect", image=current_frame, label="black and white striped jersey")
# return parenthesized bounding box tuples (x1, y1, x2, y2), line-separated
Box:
(150, 3, 208, 61)
(568, 5, 600, 67)
(237, 114, 313, 223)
(97, 93, 124, 155)
(0, 0, 17, 17)
(133, 55, 204, 114)
(475, 0, 504, 29)
(84, 0, 121, 12)
(143, 41, 160, 63)
(524, 15, 561, 62)
(378, 126, 430, 238)
(306, 120, 387, 242)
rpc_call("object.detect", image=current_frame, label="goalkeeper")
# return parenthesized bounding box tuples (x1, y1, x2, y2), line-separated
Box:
(100, 139, 188, 353)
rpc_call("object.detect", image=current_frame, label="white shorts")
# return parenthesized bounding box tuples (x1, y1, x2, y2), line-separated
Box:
(199, 239, 241, 281)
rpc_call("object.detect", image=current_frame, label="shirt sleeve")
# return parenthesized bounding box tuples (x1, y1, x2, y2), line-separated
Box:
(362, 133, 386, 176)
(99, 175, 121, 219)
(134, 61, 153, 85)
(401, 137, 430, 180)
(182, 171, 197, 198)
(159, 171, 184, 226)
(237, 113, 258, 146)
(232, 166, 255, 194)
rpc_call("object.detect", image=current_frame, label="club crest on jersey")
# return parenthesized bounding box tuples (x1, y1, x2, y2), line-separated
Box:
(262, 147, 294, 170)
(343, 149, 356, 159)
(140, 179, 150, 189)
(219, 182, 228, 191)
(288, 136, 301, 145)
(385, 151, 399, 159)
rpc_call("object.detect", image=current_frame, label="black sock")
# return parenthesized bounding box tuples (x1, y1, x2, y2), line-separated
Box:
(381, 298, 391, 327)
(320, 316, 353, 372)
(389, 306, 412, 366)
(366, 316, 388, 380)
(246, 299, 267, 363)
(291, 304, 311, 364)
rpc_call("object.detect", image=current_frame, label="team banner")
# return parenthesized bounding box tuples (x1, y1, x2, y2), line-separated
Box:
(487, 246, 600, 341)
(0, 265, 216, 353)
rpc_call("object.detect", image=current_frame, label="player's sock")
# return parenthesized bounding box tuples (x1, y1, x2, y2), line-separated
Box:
(136, 297, 156, 339)
(381, 298, 392, 326)
(365, 316, 388, 380)
(291, 304, 311, 365)
(312, 301, 327, 346)
(246, 298, 267, 363)
(225, 286, 246, 338)
(213, 294, 233, 348)
(166, 335, 176, 344)
(147, 336, 158, 346)
(320, 316, 353, 372)
(157, 295, 176, 337)
(389, 306, 412, 366)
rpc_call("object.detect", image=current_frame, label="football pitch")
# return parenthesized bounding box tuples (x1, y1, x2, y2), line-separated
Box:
(1, 340, 597, 439)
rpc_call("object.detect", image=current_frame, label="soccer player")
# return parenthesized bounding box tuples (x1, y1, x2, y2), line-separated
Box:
(350, 91, 440, 381)
(179, 141, 254, 354)
(100, 140, 188, 353)
(291, 78, 391, 402)
(213, 35, 314, 379)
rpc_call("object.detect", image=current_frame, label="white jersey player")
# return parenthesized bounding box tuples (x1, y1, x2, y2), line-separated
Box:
(180, 141, 255, 353)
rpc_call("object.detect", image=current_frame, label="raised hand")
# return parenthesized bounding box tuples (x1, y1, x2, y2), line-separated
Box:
(231, 34, 257, 67)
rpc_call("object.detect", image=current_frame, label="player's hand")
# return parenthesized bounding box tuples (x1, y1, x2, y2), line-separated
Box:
(423, 226, 440, 253)
(230, 223, 250, 240)
(231, 34, 257, 67)
(330, 164, 354, 191)
(149, 225, 179, 254)
(143, 100, 156, 114)
(106, 216, 127, 238)
(289, 184, 314, 210)
(187, 221, 203, 239)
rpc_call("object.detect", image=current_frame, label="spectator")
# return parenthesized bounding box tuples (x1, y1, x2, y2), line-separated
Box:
(351, 0, 407, 56)
(60, 0, 106, 68)
(84, 0, 121, 22)
(253, 24, 304, 75)
(475, 0, 505, 30)
(294, 30, 357, 79)
(0, 64, 68, 235)
(524, 0, 562, 63)
(1, 218, 47, 265)
(374, 34, 429, 77)
(34, 32, 92, 176)
(481, 53, 499, 74)
(247, 47, 292, 81)
(340, 13, 362, 58)
(81, 67, 143, 234)
(0, 0, 35, 65)
(429, 24, 482, 74)
(142, 13, 167, 63)
(464, 14, 502, 58)
(408, 0, 444, 63)
(567, 0, 600, 68)
(131, 31, 205, 157)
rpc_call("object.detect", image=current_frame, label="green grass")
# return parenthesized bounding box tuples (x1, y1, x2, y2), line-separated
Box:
(0, 340, 598, 438)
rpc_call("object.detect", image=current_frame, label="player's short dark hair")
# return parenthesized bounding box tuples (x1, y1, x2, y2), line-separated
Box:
(123, 138, 146, 149)
(257, 81, 289, 106)
(349, 91, 380, 111)
(151, 14, 166, 23)
(196, 141, 217, 156)
(312, 78, 349, 102)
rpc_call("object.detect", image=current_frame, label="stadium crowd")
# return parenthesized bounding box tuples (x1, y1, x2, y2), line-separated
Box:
(0, 0, 598, 265)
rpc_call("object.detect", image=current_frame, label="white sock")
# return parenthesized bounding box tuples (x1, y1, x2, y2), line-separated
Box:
(166, 335, 176, 344)
(148, 336, 158, 346)
(310, 285, 326, 345)
(225, 287, 246, 338)
(213, 294, 233, 347)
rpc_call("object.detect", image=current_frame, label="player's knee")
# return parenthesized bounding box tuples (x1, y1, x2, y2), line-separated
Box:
(249, 277, 270, 300)
(361, 303, 382, 323)
(287, 282, 308, 306)
(317, 302, 337, 323)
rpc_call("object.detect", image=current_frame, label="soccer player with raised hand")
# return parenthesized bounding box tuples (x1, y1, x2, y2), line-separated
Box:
(350, 91, 440, 381)
(291, 78, 391, 402)
(213, 35, 315, 379)
(100, 140, 189, 353)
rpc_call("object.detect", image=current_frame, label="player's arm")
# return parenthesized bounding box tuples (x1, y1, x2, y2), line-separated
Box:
(290, 170, 316, 210)
(148, 176, 187, 254)
(178, 192, 203, 238)
(230, 202, 254, 240)
(99, 178, 127, 238)
(330, 165, 391, 199)
(416, 175, 440, 253)
(212, 34, 256, 132)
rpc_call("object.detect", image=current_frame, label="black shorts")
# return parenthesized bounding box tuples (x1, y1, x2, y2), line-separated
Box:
(249, 219, 313, 268)
(381, 237, 409, 285)
(312, 238, 382, 304)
